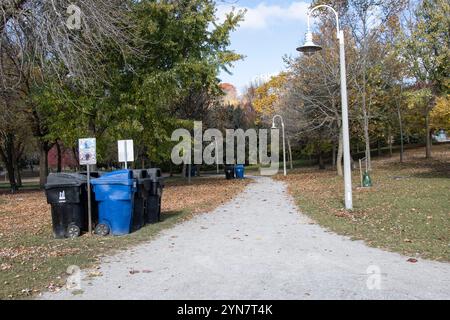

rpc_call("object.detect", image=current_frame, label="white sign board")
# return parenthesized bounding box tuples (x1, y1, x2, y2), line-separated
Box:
(118, 140, 134, 163)
(79, 138, 97, 165)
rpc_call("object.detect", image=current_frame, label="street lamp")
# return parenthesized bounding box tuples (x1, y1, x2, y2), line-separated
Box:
(272, 115, 287, 176)
(297, 4, 353, 210)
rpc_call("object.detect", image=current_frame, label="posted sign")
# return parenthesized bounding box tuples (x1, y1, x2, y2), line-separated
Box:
(79, 138, 97, 165)
(118, 140, 134, 163)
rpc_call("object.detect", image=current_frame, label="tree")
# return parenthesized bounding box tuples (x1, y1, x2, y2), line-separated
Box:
(253, 73, 288, 121)
(1, 0, 137, 186)
(0, 91, 33, 191)
(30, 0, 244, 173)
(430, 95, 450, 130)
(401, 0, 450, 158)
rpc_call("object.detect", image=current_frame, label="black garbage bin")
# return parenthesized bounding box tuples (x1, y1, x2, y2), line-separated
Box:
(225, 164, 235, 180)
(45, 173, 92, 238)
(132, 169, 151, 231)
(184, 165, 198, 177)
(146, 168, 164, 224)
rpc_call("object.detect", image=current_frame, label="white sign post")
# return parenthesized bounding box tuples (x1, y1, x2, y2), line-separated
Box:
(79, 138, 96, 235)
(118, 140, 134, 169)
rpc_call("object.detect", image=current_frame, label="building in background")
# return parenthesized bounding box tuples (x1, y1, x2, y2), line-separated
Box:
(219, 83, 240, 107)
(48, 143, 78, 171)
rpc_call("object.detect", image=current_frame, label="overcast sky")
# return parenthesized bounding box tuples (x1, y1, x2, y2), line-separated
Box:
(217, 0, 312, 94)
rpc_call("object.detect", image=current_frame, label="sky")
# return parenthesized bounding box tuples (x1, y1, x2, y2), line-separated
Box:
(216, 0, 312, 94)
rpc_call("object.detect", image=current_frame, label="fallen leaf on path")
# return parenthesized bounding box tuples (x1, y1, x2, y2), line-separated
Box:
(88, 271, 103, 277)
(407, 258, 418, 263)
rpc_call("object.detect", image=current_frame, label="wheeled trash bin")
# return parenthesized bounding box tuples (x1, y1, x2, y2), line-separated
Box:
(45, 173, 92, 238)
(145, 168, 164, 224)
(235, 164, 245, 179)
(225, 164, 235, 180)
(91, 170, 136, 236)
(132, 169, 151, 231)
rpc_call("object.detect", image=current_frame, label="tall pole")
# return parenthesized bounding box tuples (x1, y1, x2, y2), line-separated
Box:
(188, 163, 191, 184)
(87, 164, 92, 234)
(287, 136, 293, 170)
(273, 115, 287, 176)
(281, 122, 287, 176)
(300, 5, 353, 210)
(124, 141, 128, 170)
(339, 30, 353, 210)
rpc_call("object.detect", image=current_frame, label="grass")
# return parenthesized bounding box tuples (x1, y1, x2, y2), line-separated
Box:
(0, 177, 250, 299)
(0, 183, 40, 191)
(276, 144, 450, 262)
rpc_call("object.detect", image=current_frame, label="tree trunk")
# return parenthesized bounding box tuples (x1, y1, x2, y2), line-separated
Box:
(0, 132, 17, 191)
(56, 141, 62, 172)
(332, 141, 337, 169)
(377, 139, 381, 157)
(39, 141, 50, 188)
(425, 111, 432, 159)
(388, 126, 393, 157)
(287, 137, 293, 170)
(5, 161, 16, 191)
(14, 162, 22, 187)
(0, 139, 17, 192)
(363, 107, 371, 171)
(14, 142, 24, 187)
(318, 148, 325, 170)
(337, 128, 344, 177)
(182, 163, 187, 179)
(397, 105, 404, 163)
(72, 147, 80, 171)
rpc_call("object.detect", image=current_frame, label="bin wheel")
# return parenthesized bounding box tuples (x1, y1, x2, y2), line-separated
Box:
(95, 224, 110, 236)
(66, 225, 81, 238)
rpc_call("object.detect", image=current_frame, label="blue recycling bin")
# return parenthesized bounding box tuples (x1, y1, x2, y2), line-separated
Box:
(235, 164, 245, 179)
(91, 170, 136, 236)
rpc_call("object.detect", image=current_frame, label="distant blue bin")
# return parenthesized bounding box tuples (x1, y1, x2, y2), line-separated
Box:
(235, 164, 245, 179)
(91, 170, 136, 236)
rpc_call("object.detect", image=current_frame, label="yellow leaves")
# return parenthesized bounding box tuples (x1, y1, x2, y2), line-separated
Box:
(253, 73, 288, 117)
(430, 95, 450, 129)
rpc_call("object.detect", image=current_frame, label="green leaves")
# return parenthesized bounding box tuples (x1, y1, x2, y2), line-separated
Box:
(28, 0, 243, 166)
(402, 0, 450, 94)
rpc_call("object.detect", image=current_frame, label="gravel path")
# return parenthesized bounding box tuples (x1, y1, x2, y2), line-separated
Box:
(42, 176, 450, 300)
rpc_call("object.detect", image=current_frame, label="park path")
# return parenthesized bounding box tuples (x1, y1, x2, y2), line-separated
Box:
(42, 176, 450, 300)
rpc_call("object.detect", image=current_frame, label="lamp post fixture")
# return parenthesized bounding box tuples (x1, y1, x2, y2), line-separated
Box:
(272, 115, 287, 176)
(297, 4, 353, 210)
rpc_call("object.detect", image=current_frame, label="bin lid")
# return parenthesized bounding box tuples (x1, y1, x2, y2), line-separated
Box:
(146, 168, 162, 180)
(79, 171, 103, 178)
(133, 169, 148, 181)
(45, 173, 87, 189)
(91, 169, 135, 186)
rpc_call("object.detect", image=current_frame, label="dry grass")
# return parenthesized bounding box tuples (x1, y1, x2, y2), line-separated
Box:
(277, 144, 450, 262)
(0, 176, 250, 299)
